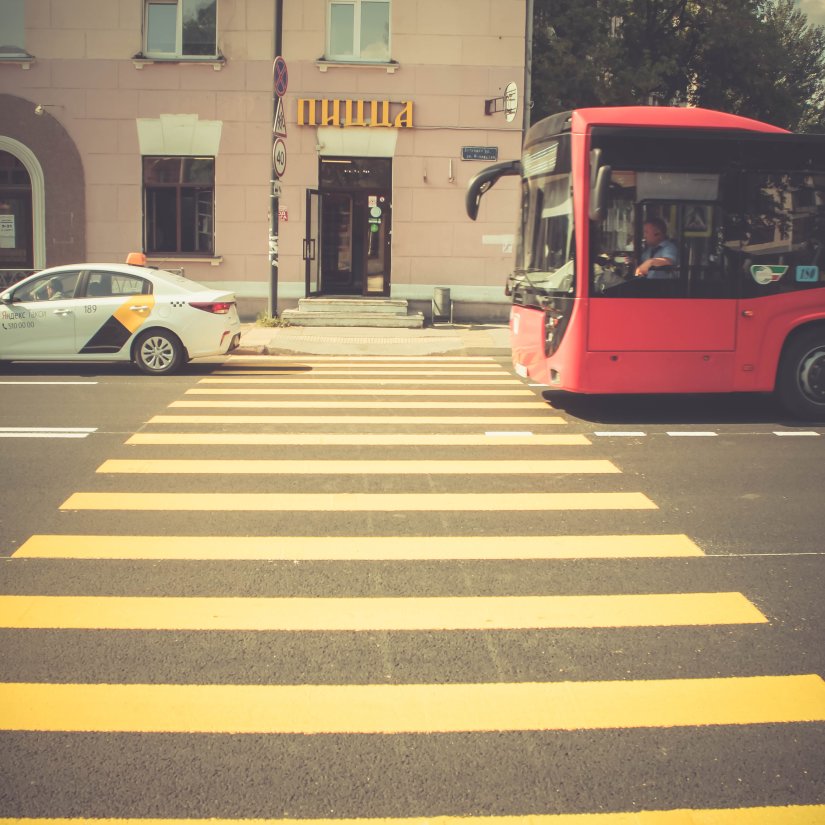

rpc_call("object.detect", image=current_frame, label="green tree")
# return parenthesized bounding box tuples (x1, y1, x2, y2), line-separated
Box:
(530, 0, 825, 131)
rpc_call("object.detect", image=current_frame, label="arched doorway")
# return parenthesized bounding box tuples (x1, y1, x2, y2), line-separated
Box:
(0, 150, 34, 282)
(1, 94, 84, 271)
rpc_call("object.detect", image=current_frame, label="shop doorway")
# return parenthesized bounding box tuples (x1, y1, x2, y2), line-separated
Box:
(304, 157, 391, 297)
(0, 150, 34, 274)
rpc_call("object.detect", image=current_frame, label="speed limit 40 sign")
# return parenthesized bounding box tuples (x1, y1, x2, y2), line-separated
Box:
(273, 138, 287, 178)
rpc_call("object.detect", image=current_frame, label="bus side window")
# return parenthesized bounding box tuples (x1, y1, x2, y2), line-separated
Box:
(730, 172, 825, 298)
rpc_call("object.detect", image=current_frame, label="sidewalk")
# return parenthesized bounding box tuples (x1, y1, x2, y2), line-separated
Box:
(235, 323, 512, 357)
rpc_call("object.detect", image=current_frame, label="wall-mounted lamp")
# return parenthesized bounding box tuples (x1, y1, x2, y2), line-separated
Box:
(34, 103, 61, 116)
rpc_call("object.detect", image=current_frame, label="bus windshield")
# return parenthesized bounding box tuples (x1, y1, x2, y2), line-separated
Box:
(511, 138, 574, 303)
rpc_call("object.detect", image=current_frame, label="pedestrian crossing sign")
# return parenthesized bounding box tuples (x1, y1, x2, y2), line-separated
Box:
(274, 97, 287, 138)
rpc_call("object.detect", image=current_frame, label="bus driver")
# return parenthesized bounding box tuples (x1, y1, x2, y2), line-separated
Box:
(635, 218, 679, 279)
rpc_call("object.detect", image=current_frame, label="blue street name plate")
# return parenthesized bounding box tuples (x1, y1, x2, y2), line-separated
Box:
(461, 146, 499, 161)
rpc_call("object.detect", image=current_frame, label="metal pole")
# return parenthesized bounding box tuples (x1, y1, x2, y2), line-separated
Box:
(268, 0, 283, 316)
(523, 0, 534, 140)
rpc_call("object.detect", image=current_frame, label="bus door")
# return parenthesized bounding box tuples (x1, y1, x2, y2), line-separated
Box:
(589, 182, 738, 391)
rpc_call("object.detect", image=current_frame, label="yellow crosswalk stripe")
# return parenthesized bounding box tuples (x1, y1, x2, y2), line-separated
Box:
(170, 400, 552, 410)
(96, 459, 620, 475)
(2, 808, 824, 825)
(2, 675, 823, 733)
(0, 593, 765, 630)
(211, 369, 510, 376)
(199, 378, 525, 385)
(225, 360, 506, 367)
(148, 415, 566, 425)
(125, 433, 592, 446)
(60, 491, 658, 512)
(185, 388, 538, 396)
(225, 358, 501, 365)
(13, 533, 703, 560)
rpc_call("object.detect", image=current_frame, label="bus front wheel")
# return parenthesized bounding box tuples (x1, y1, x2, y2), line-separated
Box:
(777, 329, 825, 420)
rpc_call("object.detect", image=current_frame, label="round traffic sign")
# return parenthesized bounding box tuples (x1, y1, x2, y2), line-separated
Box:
(273, 138, 287, 178)
(273, 56, 288, 97)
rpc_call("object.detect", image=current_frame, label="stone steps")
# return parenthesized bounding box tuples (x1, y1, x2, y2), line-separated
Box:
(282, 298, 425, 328)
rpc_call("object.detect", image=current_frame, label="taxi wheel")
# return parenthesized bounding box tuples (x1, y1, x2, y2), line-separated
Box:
(134, 329, 184, 375)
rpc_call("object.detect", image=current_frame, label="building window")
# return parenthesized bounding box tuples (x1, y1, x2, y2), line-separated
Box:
(0, 0, 30, 59)
(327, 0, 390, 62)
(144, 0, 217, 58)
(143, 157, 215, 256)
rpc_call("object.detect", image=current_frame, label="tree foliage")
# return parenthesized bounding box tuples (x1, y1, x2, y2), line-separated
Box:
(530, 0, 825, 131)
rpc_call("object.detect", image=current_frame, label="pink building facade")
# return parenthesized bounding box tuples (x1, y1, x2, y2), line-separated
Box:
(0, 0, 525, 320)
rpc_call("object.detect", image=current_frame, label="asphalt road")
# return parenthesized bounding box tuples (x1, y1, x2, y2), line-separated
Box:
(0, 355, 823, 822)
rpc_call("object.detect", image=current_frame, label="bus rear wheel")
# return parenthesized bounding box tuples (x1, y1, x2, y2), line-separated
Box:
(777, 329, 825, 420)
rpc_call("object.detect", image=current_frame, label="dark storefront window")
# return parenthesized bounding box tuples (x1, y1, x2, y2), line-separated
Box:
(143, 156, 214, 256)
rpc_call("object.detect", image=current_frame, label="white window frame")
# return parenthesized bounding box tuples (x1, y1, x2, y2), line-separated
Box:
(0, 0, 31, 60)
(326, 0, 391, 63)
(143, 0, 218, 60)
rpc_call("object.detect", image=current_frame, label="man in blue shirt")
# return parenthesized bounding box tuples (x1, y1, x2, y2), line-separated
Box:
(635, 218, 679, 280)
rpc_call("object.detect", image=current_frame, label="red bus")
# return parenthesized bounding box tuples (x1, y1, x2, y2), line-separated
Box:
(466, 107, 825, 418)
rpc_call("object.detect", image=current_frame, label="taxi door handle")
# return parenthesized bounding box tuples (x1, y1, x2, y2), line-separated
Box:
(52, 308, 72, 316)
(130, 305, 151, 312)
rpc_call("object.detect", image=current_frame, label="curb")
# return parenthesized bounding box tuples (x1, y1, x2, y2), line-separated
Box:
(235, 324, 512, 358)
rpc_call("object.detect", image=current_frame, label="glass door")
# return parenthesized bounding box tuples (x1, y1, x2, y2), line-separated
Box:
(304, 189, 321, 296)
(318, 157, 392, 296)
(364, 192, 390, 296)
(321, 192, 355, 294)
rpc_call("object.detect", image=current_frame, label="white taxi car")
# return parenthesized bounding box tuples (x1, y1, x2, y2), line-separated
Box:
(0, 257, 241, 374)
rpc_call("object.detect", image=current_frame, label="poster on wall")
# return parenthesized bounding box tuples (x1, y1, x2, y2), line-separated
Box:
(0, 215, 15, 248)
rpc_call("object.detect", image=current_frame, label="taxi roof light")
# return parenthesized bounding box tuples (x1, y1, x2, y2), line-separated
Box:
(126, 252, 147, 266)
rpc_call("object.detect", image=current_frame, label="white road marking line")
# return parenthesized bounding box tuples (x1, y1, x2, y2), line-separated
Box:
(0, 427, 97, 439)
(774, 431, 820, 436)
(593, 431, 647, 437)
(666, 431, 718, 437)
(0, 427, 97, 432)
(0, 381, 99, 385)
(0, 433, 92, 439)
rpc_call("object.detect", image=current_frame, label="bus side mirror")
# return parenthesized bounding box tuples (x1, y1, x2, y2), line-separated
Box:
(466, 160, 522, 221)
(589, 164, 612, 222)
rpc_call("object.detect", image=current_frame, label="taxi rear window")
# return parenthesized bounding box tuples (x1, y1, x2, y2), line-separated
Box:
(86, 272, 152, 297)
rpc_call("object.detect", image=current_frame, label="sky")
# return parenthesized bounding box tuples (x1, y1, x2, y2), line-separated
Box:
(798, 0, 825, 24)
